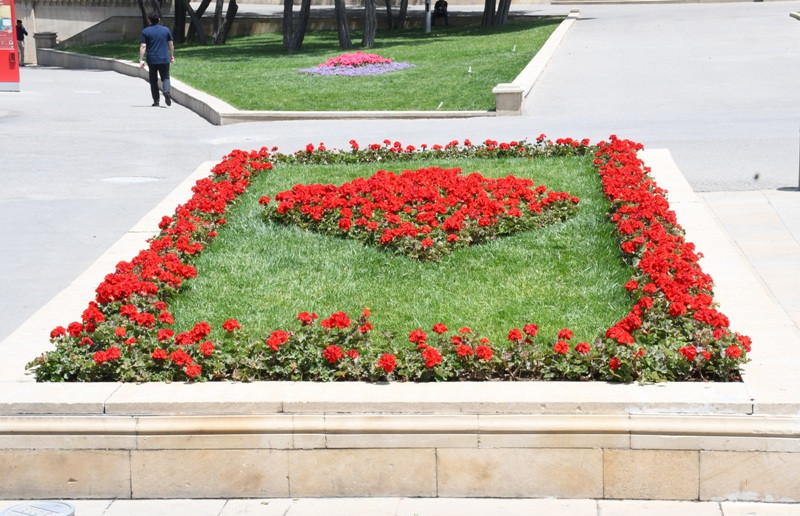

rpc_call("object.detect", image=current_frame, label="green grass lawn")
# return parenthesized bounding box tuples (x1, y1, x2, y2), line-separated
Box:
(168, 155, 634, 345)
(65, 18, 561, 111)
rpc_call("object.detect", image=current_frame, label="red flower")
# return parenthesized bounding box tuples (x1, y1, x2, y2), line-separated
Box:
(421, 346, 442, 368)
(339, 218, 352, 231)
(475, 345, 493, 361)
(553, 340, 569, 355)
(377, 353, 396, 374)
(323, 345, 345, 364)
(151, 348, 168, 361)
(456, 344, 473, 357)
(575, 341, 591, 354)
(725, 345, 742, 359)
(432, 323, 448, 334)
(170, 348, 193, 366)
(297, 312, 318, 325)
(267, 330, 290, 351)
(347, 349, 360, 359)
(507, 328, 523, 341)
(124, 337, 137, 346)
(67, 322, 84, 337)
(557, 328, 574, 340)
(185, 363, 202, 379)
(737, 335, 752, 352)
(523, 323, 538, 337)
(199, 341, 215, 356)
(421, 237, 434, 248)
(157, 329, 174, 341)
(80, 337, 94, 347)
(321, 311, 351, 329)
(459, 327, 472, 334)
(50, 326, 67, 339)
(679, 346, 697, 362)
(222, 318, 241, 332)
(609, 357, 621, 371)
(408, 329, 428, 344)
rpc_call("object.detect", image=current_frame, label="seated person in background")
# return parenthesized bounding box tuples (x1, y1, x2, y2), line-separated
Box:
(432, 0, 448, 26)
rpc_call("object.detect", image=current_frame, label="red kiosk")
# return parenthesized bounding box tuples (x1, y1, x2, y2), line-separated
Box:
(0, 0, 19, 91)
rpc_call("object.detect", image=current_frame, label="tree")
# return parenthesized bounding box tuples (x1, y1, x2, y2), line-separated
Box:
(174, 0, 208, 44)
(212, 0, 238, 44)
(383, 0, 393, 30)
(493, 0, 511, 26)
(333, 0, 352, 49)
(481, 0, 496, 26)
(283, 0, 312, 51)
(186, 0, 213, 43)
(396, 0, 409, 29)
(362, 0, 377, 48)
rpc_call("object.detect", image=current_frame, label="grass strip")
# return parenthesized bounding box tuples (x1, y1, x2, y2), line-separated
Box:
(64, 18, 562, 111)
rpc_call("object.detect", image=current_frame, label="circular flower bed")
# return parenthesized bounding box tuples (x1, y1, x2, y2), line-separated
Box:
(299, 51, 414, 77)
(27, 136, 751, 383)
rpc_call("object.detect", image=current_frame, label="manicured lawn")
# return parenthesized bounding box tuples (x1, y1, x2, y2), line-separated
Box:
(65, 18, 561, 111)
(168, 155, 634, 344)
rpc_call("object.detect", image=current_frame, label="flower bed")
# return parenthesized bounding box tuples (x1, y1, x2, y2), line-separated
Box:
(264, 166, 579, 261)
(299, 51, 414, 77)
(27, 136, 750, 383)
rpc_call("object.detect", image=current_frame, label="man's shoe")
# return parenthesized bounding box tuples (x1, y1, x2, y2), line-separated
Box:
(151, 102, 159, 107)
(164, 92, 172, 106)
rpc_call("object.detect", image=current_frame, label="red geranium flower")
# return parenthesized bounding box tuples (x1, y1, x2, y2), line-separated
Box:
(377, 353, 396, 374)
(222, 318, 241, 332)
(323, 345, 345, 364)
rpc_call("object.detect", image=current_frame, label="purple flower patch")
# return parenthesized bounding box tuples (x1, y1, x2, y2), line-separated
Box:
(299, 62, 415, 77)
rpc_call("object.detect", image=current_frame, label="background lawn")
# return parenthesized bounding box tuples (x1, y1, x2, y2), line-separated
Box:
(169, 155, 634, 345)
(65, 18, 561, 111)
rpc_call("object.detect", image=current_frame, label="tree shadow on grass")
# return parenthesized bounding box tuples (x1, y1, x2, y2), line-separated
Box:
(175, 18, 563, 61)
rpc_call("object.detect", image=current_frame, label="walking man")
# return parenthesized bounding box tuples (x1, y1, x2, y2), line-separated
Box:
(139, 12, 174, 107)
(15, 20, 28, 66)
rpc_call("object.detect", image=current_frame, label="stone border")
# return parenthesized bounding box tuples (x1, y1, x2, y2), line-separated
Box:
(493, 8, 580, 115)
(35, 11, 579, 124)
(2, 150, 799, 500)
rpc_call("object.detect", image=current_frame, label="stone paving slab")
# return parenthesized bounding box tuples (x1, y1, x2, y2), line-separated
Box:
(3, 498, 800, 515)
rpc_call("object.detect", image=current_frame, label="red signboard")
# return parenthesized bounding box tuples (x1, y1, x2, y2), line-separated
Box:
(0, 0, 19, 90)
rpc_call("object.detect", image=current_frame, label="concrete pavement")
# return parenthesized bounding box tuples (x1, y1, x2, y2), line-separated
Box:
(3, 498, 800, 515)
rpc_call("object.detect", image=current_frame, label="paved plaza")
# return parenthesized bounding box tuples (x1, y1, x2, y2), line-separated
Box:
(1, 1, 799, 512)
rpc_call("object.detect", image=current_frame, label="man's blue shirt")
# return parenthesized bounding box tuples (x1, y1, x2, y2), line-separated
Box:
(141, 23, 173, 64)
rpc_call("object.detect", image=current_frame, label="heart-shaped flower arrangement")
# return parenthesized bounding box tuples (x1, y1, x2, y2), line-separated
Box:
(261, 166, 580, 261)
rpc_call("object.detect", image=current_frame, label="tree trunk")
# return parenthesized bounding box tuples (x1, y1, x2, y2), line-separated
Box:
(397, 0, 408, 29)
(187, 0, 213, 42)
(493, 0, 511, 26)
(383, 0, 393, 30)
(213, 0, 238, 44)
(288, 0, 311, 51)
(334, 0, 352, 49)
(137, 0, 149, 28)
(172, 0, 186, 42)
(481, 0, 495, 26)
(361, 0, 376, 48)
(181, 0, 208, 44)
(283, 0, 294, 49)
(213, 0, 224, 38)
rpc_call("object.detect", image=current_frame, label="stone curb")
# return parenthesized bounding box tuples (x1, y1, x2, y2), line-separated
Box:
(35, 10, 579, 124)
